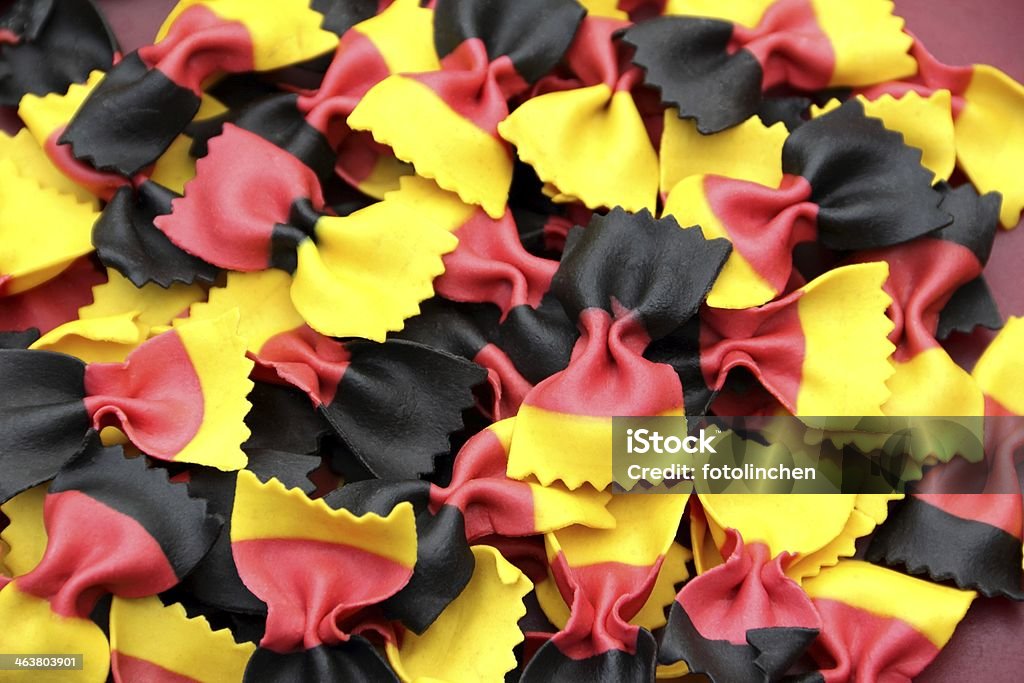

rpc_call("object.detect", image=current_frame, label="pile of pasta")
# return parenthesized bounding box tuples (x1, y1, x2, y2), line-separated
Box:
(1, 0, 1023, 681)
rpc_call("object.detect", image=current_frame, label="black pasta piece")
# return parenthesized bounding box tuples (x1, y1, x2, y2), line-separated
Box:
(0, 0, 117, 106)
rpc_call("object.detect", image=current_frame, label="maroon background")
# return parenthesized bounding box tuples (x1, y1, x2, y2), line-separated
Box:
(2, 0, 1023, 679)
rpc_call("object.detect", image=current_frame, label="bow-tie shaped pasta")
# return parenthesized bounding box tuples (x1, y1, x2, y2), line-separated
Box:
(859, 38, 1024, 228)
(326, 418, 612, 633)
(0, 438, 220, 683)
(624, 0, 916, 132)
(157, 125, 459, 339)
(662, 100, 951, 309)
(60, 0, 340, 176)
(522, 494, 687, 682)
(229, 471, 416, 681)
(508, 207, 731, 489)
(802, 561, 975, 683)
(350, 0, 587, 218)
(187, 270, 487, 481)
(0, 312, 253, 502)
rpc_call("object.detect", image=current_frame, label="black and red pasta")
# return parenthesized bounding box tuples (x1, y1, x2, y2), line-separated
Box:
(325, 419, 612, 633)
(660, 99, 953, 310)
(2, 0, 1021, 680)
(659, 529, 821, 683)
(622, 0, 917, 133)
(255, 333, 487, 481)
(688, 260, 897, 418)
(858, 37, 1024, 228)
(59, 0, 342, 176)
(0, 313, 253, 502)
(521, 495, 687, 682)
(187, 269, 488, 481)
(498, 6, 666, 214)
(11, 66, 222, 288)
(388, 170, 582, 417)
(801, 561, 975, 683)
(169, 384, 326, 617)
(395, 297, 536, 421)
(349, 0, 587, 218)
(91, 179, 221, 288)
(0, 435, 220, 683)
(860, 320, 1023, 597)
(228, 470, 416, 681)
(847, 182, 1002, 416)
(506, 206, 731, 490)
(185, 0, 439, 198)
(867, 457, 1024, 601)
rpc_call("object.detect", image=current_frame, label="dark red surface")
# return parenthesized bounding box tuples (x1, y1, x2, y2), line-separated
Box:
(154, 124, 325, 271)
(731, 0, 834, 91)
(255, 326, 350, 407)
(2, 0, 1023, 678)
(17, 490, 179, 617)
(435, 208, 558, 315)
(137, 4, 254, 93)
(704, 174, 818, 299)
(678, 532, 820, 643)
(83, 329, 205, 460)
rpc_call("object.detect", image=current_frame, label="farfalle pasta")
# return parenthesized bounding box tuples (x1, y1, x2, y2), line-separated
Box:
(187, 270, 486, 480)
(691, 262, 896, 417)
(498, 8, 662, 213)
(327, 419, 612, 632)
(626, 0, 916, 133)
(59, 0, 340, 176)
(185, 0, 438, 199)
(850, 183, 1002, 417)
(396, 297, 539, 421)
(16, 73, 225, 286)
(0, 256, 105, 335)
(0, 0, 117, 106)
(523, 495, 687, 682)
(0, 0, 1022, 680)
(350, 0, 586, 217)
(158, 126, 458, 339)
(109, 596, 256, 683)
(865, 320, 1024, 599)
(0, 156, 98, 294)
(0, 312, 252, 500)
(0, 437, 219, 683)
(803, 560, 975, 682)
(859, 38, 1024, 228)
(508, 208, 731, 489)
(661, 99, 951, 309)
(660, 529, 822, 682)
(228, 470, 416, 680)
